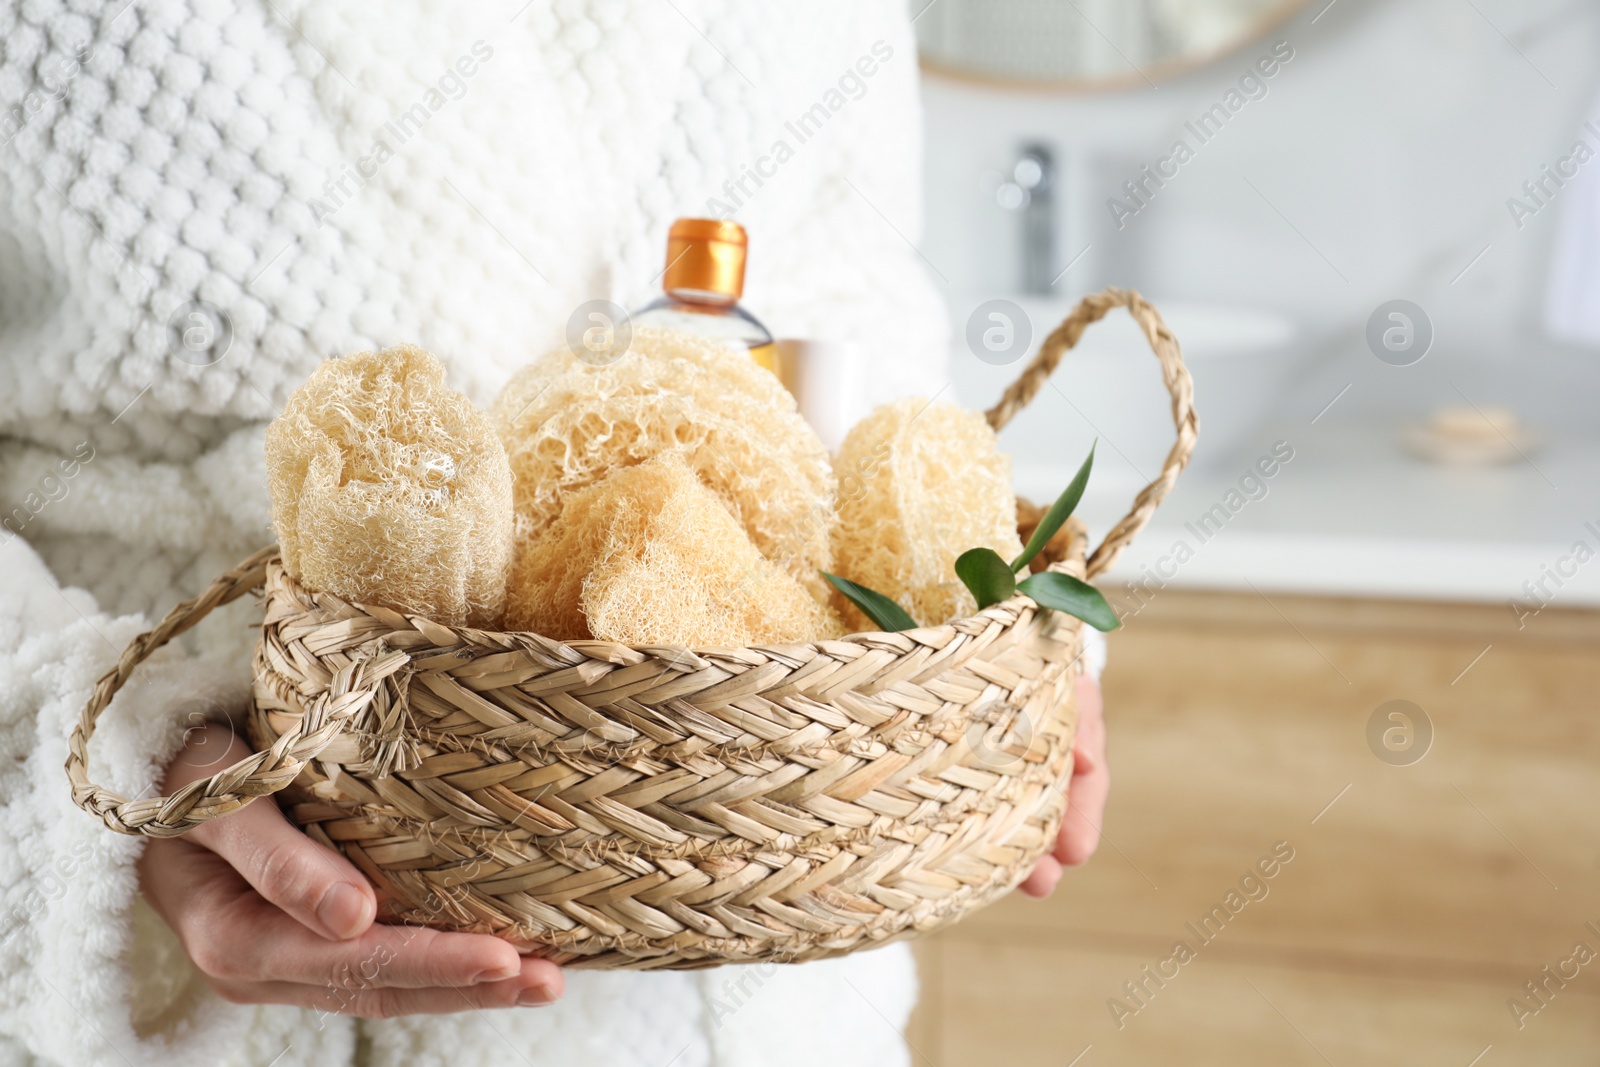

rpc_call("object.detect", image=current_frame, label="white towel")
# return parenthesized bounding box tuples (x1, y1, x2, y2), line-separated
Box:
(1543, 111, 1600, 345)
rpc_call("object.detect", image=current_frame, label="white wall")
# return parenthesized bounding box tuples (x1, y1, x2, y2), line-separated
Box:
(920, 0, 1600, 338)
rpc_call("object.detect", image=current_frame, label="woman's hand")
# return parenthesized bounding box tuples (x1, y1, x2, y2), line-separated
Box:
(1019, 676, 1109, 898)
(139, 723, 564, 1017)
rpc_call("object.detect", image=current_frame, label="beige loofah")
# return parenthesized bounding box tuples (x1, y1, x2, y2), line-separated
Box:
(491, 326, 836, 596)
(504, 454, 840, 646)
(831, 398, 1024, 630)
(265, 344, 513, 628)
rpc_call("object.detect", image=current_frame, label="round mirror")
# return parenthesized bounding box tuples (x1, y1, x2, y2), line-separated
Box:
(915, 0, 1311, 91)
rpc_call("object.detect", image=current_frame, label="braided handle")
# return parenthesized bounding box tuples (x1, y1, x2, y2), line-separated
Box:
(66, 546, 402, 838)
(985, 287, 1197, 580)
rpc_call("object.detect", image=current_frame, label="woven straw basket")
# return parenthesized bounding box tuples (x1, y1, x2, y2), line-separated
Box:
(68, 288, 1195, 969)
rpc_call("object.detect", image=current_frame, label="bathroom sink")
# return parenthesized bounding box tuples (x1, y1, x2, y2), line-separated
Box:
(946, 295, 1303, 499)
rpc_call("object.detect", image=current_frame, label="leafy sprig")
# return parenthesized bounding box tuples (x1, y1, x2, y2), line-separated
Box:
(822, 443, 1119, 634)
(820, 572, 919, 633)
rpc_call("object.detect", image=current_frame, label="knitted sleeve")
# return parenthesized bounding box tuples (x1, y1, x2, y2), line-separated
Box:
(1083, 625, 1108, 682)
(0, 538, 360, 1067)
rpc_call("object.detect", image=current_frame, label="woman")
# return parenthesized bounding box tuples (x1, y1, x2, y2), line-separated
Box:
(0, 1, 1107, 1064)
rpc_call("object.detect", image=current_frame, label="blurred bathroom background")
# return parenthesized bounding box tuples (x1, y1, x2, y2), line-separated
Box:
(903, 0, 1600, 1062)
(922, 0, 1600, 606)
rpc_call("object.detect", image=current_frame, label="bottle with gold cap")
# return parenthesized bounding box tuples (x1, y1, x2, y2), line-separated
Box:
(633, 218, 781, 380)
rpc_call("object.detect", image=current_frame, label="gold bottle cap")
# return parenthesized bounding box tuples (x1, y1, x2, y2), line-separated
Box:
(662, 218, 747, 302)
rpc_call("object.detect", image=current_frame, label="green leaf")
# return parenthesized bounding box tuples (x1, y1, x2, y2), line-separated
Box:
(1017, 571, 1121, 632)
(955, 547, 1017, 609)
(1012, 441, 1096, 573)
(822, 572, 921, 632)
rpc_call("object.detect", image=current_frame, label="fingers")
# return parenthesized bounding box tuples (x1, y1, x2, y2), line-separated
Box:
(1055, 677, 1110, 868)
(1017, 855, 1062, 899)
(169, 725, 377, 941)
(1015, 677, 1111, 901)
(157, 855, 528, 989)
(144, 725, 568, 1017)
(198, 792, 377, 940)
(209, 958, 564, 1017)
(249, 919, 536, 991)
(1057, 757, 1110, 867)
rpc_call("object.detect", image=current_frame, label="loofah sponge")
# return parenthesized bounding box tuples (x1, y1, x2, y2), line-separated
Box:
(266, 344, 514, 628)
(504, 454, 841, 647)
(831, 398, 1024, 630)
(491, 326, 836, 596)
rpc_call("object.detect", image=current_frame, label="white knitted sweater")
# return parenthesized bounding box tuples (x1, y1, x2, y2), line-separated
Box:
(0, 2, 948, 1065)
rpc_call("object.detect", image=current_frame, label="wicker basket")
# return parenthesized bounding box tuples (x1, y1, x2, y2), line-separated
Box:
(68, 288, 1195, 969)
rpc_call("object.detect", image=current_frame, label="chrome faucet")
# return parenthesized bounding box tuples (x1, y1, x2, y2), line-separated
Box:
(1015, 143, 1056, 294)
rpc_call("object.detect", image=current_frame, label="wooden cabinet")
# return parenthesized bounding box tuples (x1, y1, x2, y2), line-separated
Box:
(907, 590, 1600, 1065)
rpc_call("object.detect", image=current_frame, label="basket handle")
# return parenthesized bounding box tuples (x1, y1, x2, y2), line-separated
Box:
(985, 287, 1197, 580)
(66, 547, 400, 838)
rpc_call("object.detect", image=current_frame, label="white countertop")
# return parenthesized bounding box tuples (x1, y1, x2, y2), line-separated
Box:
(939, 295, 1600, 611)
(1014, 416, 1600, 610)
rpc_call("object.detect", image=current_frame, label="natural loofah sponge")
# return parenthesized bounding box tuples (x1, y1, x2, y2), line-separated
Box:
(491, 326, 835, 595)
(504, 454, 841, 647)
(266, 344, 514, 628)
(831, 398, 1024, 630)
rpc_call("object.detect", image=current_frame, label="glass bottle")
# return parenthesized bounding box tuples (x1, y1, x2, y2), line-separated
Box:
(632, 218, 781, 379)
